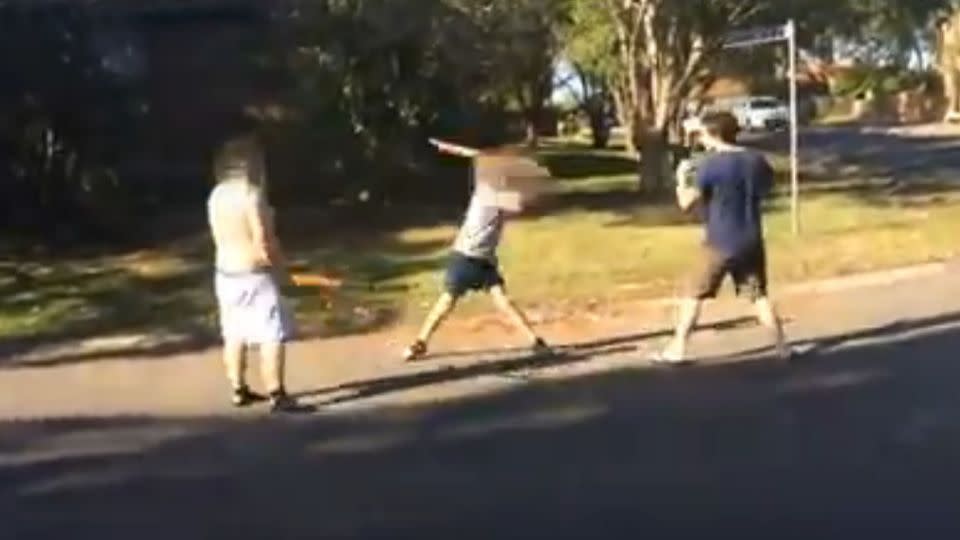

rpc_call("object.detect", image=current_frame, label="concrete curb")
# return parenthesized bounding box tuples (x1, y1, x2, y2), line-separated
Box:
(631, 259, 956, 308)
(781, 261, 952, 297)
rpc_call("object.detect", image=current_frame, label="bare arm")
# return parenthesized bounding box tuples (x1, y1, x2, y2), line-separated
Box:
(247, 189, 287, 271)
(429, 138, 481, 158)
(676, 184, 702, 212)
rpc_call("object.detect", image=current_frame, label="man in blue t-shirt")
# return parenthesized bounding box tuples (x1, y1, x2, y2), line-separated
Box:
(653, 112, 789, 364)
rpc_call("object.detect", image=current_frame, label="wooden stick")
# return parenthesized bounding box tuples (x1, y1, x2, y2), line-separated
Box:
(290, 273, 344, 289)
(291, 273, 418, 293)
(428, 138, 481, 158)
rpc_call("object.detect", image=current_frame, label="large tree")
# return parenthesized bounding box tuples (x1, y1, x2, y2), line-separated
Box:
(443, 0, 571, 147)
(270, 0, 499, 202)
(937, 3, 960, 121)
(562, 4, 617, 148)
(557, 61, 614, 148)
(818, 0, 946, 68)
(569, 0, 768, 192)
(498, 0, 571, 147)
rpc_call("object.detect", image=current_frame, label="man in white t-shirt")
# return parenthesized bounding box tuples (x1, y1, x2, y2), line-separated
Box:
(207, 134, 302, 413)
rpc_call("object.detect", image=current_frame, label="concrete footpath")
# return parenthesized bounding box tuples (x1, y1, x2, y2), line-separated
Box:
(1, 261, 959, 420)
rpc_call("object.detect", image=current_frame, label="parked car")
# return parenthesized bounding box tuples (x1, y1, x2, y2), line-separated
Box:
(732, 96, 789, 131)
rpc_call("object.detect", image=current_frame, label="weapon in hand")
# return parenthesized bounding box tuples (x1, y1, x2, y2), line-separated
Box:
(289, 270, 416, 293)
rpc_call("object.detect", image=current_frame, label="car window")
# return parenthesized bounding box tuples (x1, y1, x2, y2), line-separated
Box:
(751, 98, 780, 109)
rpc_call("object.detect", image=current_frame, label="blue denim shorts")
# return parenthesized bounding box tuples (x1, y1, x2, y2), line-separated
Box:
(444, 252, 504, 298)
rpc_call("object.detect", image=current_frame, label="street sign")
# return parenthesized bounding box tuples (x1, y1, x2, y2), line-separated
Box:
(723, 23, 791, 49)
(721, 21, 801, 235)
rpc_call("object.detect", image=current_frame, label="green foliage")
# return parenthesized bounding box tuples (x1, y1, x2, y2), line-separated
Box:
(829, 66, 873, 97)
(1, 0, 574, 239)
(258, 0, 573, 201)
(785, 0, 948, 67)
(829, 65, 929, 97)
(0, 5, 147, 240)
(0, 0, 953, 243)
(564, 0, 616, 80)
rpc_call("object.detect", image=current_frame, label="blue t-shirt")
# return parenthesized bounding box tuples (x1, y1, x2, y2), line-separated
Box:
(696, 150, 773, 255)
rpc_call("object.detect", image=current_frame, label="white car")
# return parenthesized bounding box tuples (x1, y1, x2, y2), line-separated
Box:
(733, 96, 789, 131)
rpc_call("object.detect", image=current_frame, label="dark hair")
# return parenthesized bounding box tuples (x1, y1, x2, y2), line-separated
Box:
(701, 111, 739, 143)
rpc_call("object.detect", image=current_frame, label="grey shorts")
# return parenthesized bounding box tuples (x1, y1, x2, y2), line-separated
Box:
(686, 244, 768, 301)
(214, 270, 295, 344)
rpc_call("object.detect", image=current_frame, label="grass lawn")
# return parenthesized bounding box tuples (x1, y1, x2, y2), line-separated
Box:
(3, 140, 960, 344)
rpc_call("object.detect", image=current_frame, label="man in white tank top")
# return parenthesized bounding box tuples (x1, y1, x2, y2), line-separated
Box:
(208, 135, 302, 413)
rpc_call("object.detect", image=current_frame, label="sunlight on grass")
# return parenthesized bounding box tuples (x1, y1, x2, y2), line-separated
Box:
(361, 187, 960, 319)
(294, 186, 960, 324)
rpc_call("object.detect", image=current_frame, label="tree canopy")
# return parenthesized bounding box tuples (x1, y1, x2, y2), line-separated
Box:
(0, 0, 953, 240)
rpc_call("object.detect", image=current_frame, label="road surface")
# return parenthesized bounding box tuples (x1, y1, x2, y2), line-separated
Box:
(3, 264, 960, 538)
(750, 124, 960, 185)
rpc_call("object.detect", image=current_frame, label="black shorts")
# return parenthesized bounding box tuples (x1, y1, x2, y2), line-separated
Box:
(444, 252, 504, 298)
(686, 243, 768, 301)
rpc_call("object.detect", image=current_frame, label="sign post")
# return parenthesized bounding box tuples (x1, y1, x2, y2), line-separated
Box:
(724, 20, 800, 235)
(786, 20, 800, 235)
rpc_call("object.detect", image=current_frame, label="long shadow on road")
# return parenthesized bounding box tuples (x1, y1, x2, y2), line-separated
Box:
(3, 313, 960, 539)
(306, 316, 758, 407)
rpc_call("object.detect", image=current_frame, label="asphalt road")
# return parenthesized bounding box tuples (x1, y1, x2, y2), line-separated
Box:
(749, 125, 960, 185)
(5, 127, 960, 537)
(5, 296, 960, 538)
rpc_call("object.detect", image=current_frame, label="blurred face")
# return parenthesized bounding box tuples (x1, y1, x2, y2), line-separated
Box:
(698, 129, 723, 150)
(215, 136, 265, 187)
(495, 190, 525, 214)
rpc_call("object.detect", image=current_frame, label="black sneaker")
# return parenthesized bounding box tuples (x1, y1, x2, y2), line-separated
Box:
(269, 390, 312, 414)
(403, 340, 428, 362)
(531, 338, 553, 356)
(232, 386, 267, 408)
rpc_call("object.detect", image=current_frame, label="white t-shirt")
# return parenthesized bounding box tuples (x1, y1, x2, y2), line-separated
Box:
(452, 182, 504, 261)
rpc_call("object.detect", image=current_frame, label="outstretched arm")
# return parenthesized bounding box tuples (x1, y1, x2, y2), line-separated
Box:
(428, 138, 481, 158)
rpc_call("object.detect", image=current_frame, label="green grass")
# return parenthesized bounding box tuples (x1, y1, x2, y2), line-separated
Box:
(0, 252, 216, 342)
(364, 188, 960, 309)
(4, 141, 960, 343)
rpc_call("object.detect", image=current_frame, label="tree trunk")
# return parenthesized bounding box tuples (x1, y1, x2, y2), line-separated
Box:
(638, 128, 670, 194)
(623, 118, 638, 155)
(585, 99, 610, 149)
(521, 82, 546, 149)
(944, 68, 960, 121)
(610, 46, 642, 156)
(524, 118, 540, 148)
(587, 113, 610, 149)
(938, 11, 960, 122)
(611, 85, 637, 154)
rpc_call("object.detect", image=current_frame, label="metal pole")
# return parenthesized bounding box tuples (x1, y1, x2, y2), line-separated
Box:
(787, 19, 800, 235)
